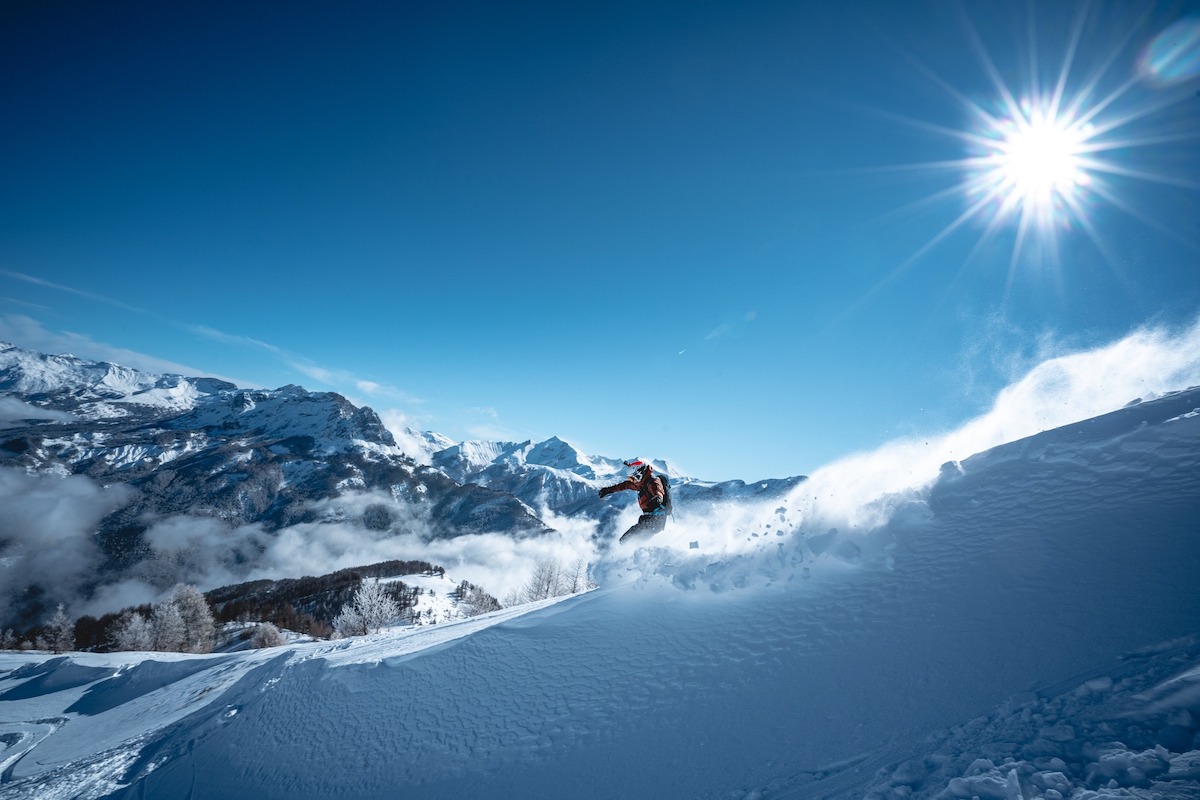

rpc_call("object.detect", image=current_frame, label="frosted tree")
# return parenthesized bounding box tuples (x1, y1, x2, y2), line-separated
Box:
(457, 581, 501, 617)
(152, 600, 187, 652)
(522, 559, 562, 602)
(110, 611, 155, 651)
(170, 584, 216, 653)
(0, 629, 17, 650)
(251, 622, 286, 649)
(511, 559, 591, 605)
(45, 603, 75, 653)
(332, 605, 366, 638)
(563, 559, 588, 594)
(333, 579, 400, 637)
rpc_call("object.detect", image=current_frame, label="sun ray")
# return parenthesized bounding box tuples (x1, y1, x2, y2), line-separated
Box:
(829, 2, 1199, 326)
(1046, 0, 1088, 121)
(1086, 179, 1200, 251)
(828, 181, 1012, 331)
(1079, 159, 1200, 190)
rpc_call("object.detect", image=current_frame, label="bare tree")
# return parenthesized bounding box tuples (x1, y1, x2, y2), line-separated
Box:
(563, 559, 587, 594)
(511, 559, 591, 605)
(522, 560, 563, 602)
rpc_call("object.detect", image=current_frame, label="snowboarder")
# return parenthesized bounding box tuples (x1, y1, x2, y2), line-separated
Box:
(599, 459, 671, 544)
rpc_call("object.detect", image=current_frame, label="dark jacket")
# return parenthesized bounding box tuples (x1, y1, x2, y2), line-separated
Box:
(602, 470, 665, 513)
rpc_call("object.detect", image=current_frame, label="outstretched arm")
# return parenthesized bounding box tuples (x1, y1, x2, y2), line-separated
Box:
(599, 479, 636, 498)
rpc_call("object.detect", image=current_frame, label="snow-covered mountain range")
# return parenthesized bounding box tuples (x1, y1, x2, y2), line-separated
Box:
(1, 371, 1198, 799)
(0, 342, 802, 630)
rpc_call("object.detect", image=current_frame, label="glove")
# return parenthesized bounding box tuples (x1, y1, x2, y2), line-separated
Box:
(651, 494, 664, 507)
(599, 486, 614, 498)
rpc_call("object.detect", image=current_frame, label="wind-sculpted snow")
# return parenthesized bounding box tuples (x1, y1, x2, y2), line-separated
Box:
(2, 386, 1198, 799)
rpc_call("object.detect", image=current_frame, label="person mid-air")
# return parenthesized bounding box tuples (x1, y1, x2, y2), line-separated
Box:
(599, 459, 672, 544)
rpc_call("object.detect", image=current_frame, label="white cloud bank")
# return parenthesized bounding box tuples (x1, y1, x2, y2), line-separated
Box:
(78, 493, 600, 621)
(0, 397, 75, 427)
(0, 469, 134, 624)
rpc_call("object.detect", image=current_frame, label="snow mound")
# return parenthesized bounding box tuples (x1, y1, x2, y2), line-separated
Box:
(858, 636, 1200, 800)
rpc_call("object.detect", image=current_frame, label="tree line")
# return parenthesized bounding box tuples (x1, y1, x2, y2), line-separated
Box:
(1, 558, 587, 653)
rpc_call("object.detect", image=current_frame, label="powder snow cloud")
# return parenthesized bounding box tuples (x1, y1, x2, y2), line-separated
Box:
(787, 316, 1200, 534)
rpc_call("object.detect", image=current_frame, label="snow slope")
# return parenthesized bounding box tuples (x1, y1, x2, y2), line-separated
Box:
(1, 389, 1198, 799)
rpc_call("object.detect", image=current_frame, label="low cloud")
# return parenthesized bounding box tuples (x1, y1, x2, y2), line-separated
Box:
(378, 409, 442, 464)
(70, 491, 600, 619)
(0, 397, 75, 428)
(248, 494, 596, 603)
(0, 468, 134, 624)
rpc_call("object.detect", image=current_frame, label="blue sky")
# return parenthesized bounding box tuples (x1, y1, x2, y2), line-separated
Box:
(2, 0, 1198, 481)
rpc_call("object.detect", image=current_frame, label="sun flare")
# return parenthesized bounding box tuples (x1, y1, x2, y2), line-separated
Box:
(856, 5, 1200, 303)
(989, 102, 1090, 218)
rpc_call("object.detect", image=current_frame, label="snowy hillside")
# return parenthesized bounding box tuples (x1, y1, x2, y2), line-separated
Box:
(1, 386, 1198, 799)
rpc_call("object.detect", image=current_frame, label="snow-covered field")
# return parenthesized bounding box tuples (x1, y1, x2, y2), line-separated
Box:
(2, 389, 1198, 800)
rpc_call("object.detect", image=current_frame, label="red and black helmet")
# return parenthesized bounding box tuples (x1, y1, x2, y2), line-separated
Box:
(624, 458, 652, 478)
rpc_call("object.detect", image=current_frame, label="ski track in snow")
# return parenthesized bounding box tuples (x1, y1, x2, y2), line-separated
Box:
(1, 393, 1198, 799)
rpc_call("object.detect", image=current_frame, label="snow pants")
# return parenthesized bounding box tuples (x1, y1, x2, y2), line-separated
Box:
(619, 512, 667, 544)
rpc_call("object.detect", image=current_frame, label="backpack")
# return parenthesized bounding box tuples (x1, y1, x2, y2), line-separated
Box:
(635, 467, 673, 515)
(658, 473, 673, 515)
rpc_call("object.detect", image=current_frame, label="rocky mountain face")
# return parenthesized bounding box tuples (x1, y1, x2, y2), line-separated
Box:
(0, 344, 545, 627)
(0, 343, 806, 630)
(428, 434, 805, 531)
(0, 343, 547, 533)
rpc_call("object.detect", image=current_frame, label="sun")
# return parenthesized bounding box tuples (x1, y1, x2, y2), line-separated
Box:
(845, 4, 1200, 309)
(988, 100, 1090, 221)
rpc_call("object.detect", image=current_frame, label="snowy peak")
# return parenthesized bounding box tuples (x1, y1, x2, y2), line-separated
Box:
(431, 434, 678, 485)
(523, 436, 619, 479)
(1, 341, 161, 401)
(435, 439, 528, 478)
(0, 342, 396, 452)
(0, 341, 230, 417)
(171, 386, 398, 452)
